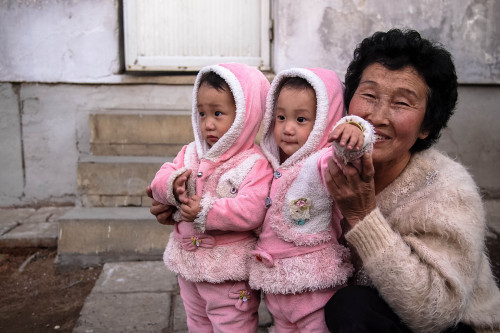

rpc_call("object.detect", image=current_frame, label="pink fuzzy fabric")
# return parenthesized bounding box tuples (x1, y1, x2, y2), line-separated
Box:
(165, 232, 257, 283)
(249, 243, 353, 294)
(151, 63, 273, 287)
(249, 68, 354, 297)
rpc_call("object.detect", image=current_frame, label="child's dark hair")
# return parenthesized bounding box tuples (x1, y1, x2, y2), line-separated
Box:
(273, 76, 314, 109)
(198, 71, 230, 92)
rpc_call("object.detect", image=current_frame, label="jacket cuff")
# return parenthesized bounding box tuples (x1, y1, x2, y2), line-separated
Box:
(167, 167, 189, 207)
(332, 115, 375, 163)
(345, 208, 395, 260)
(193, 194, 217, 232)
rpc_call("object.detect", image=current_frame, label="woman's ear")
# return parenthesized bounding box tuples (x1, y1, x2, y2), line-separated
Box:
(419, 128, 429, 140)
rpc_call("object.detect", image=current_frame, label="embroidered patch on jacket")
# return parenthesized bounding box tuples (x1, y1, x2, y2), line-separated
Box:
(289, 197, 312, 225)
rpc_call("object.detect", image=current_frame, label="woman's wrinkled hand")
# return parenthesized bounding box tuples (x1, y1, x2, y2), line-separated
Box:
(146, 186, 176, 225)
(324, 153, 377, 229)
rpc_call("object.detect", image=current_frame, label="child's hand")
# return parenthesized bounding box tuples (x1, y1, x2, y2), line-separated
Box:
(329, 123, 364, 151)
(180, 195, 202, 222)
(173, 170, 192, 204)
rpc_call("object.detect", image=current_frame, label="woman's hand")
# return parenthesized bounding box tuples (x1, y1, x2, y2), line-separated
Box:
(324, 153, 377, 229)
(146, 186, 176, 225)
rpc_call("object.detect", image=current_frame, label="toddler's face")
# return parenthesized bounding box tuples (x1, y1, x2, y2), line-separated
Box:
(273, 87, 316, 161)
(197, 84, 236, 147)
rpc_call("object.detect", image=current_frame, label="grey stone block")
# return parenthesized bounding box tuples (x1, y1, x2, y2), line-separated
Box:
(93, 261, 178, 294)
(89, 113, 193, 156)
(77, 156, 167, 199)
(0, 222, 59, 247)
(173, 295, 188, 332)
(73, 292, 170, 333)
(56, 207, 173, 268)
(0, 221, 19, 236)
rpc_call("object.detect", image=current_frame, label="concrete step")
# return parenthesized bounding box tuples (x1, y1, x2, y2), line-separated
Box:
(56, 207, 173, 269)
(0, 206, 72, 248)
(77, 155, 172, 207)
(89, 111, 193, 157)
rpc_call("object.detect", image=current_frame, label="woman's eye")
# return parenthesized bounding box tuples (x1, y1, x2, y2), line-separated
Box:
(395, 101, 410, 107)
(215, 111, 222, 116)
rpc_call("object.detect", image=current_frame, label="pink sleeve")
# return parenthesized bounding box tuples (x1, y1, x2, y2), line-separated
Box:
(203, 158, 273, 232)
(318, 148, 344, 240)
(318, 146, 364, 195)
(318, 148, 334, 190)
(150, 145, 189, 205)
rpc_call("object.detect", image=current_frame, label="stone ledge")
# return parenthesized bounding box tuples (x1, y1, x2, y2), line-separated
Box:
(56, 207, 173, 268)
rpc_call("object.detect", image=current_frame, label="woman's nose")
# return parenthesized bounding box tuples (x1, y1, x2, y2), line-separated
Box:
(366, 101, 390, 126)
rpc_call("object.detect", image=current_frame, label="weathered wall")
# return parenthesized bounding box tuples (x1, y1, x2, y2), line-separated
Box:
(0, 0, 499, 206)
(0, 84, 24, 205)
(0, 83, 192, 206)
(273, 0, 500, 83)
(0, 0, 120, 83)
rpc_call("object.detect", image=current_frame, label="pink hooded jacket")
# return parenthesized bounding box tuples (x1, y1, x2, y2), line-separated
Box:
(249, 68, 361, 295)
(151, 63, 273, 283)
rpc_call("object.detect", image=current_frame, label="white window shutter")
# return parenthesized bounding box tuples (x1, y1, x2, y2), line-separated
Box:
(124, 0, 271, 71)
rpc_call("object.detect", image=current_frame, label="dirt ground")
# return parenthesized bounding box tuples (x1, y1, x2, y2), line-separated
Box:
(0, 247, 102, 333)
(0, 234, 498, 333)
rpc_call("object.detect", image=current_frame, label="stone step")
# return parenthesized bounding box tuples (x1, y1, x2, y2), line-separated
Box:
(89, 111, 193, 156)
(77, 155, 172, 207)
(56, 207, 173, 269)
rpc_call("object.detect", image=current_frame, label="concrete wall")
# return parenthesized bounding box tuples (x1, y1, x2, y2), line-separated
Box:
(0, 83, 192, 206)
(0, 0, 499, 206)
(273, 0, 500, 84)
(0, 0, 120, 83)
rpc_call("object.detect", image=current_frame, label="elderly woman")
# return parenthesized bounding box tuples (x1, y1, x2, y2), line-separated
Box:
(323, 29, 500, 333)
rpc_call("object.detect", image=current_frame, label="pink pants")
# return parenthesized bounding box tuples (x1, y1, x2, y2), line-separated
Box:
(178, 276, 260, 333)
(264, 287, 338, 333)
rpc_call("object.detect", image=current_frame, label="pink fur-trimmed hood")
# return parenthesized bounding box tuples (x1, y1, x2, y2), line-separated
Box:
(260, 68, 345, 169)
(192, 63, 270, 163)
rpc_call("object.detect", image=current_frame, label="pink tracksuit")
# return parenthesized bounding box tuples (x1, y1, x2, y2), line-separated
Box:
(151, 63, 272, 333)
(249, 68, 374, 332)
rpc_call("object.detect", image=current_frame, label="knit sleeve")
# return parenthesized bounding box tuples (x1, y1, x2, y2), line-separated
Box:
(345, 157, 488, 333)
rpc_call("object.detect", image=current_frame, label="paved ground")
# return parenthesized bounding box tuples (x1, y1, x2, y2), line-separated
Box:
(1, 200, 499, 332)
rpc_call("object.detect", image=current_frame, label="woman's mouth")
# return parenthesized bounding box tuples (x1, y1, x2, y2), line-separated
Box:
(375, 134, 390, 142)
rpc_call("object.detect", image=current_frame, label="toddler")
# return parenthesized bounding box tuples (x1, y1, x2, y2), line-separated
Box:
(248, 68, 374, 332)
(150, 63, 273, 332)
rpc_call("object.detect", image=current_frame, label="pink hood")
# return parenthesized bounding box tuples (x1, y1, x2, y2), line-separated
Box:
(192, 63, 270, 163)
(260, 68, 345, 169)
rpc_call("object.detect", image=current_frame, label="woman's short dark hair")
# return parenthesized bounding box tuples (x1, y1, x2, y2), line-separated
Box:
(344, 29, 458, 152)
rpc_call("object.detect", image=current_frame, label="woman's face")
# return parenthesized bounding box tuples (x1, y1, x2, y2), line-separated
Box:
(349, 63, 429, 170)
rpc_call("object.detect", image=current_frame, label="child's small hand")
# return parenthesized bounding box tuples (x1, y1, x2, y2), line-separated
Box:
(180, 195, 202, 222)
(173, 170, 192, 204)
(330, 123, 364, 151)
